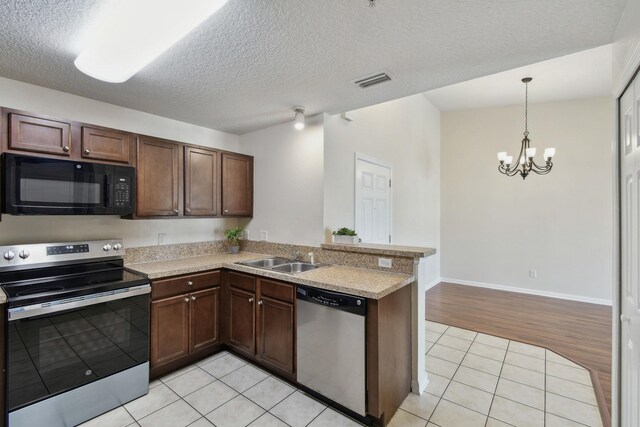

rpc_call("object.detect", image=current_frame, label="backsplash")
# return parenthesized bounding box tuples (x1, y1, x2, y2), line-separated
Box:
(125, 239, 417, 275)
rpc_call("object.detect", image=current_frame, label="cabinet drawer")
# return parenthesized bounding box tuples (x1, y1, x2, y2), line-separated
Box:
(227, 271, 256, 292)
(259, 279, 294, 303)
(152, 271, 220, 300)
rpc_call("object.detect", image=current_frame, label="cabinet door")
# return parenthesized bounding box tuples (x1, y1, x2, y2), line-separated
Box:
(228, 287, 256, 354)
(189, 287, 220, 352)
(257, 296, 294, 374)
(136, 136, 180, 216)
(81, 126, 132, 164)
(9, 113, 72, 156)
(221, 152, 253, 216)
(184, 146, 218, 216)
(151, 294, 190, 368)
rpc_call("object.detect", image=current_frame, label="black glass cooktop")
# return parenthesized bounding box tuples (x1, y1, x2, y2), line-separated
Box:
(0, 260, 149, 307)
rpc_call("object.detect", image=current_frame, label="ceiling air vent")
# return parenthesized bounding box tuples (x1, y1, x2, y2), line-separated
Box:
(354, 72, 391, 88)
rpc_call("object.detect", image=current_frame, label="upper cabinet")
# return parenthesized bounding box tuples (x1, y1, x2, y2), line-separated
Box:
(1, 107, 253, 219)
(81, 126, 131, 164)
(2, 108, 134, 165)
(184, 146, 218, 216)
(136, 136, 181, 217)
(221, 152, 253, 216)
(8, 113, 72, 157)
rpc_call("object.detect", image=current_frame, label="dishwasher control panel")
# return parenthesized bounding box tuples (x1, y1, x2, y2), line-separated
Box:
(296, 286, 366, 316)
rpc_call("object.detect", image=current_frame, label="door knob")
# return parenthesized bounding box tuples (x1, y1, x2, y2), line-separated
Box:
(62, 146, 70, 152)
(184, 297, 189, 302)
(84, 149, 91, 155)
(187, 281, 193, 286)
(258, 300, 263, 305)
(191, 296, 196, 301)
(621, 314, 631, 323)
(248, 297, 254, 303)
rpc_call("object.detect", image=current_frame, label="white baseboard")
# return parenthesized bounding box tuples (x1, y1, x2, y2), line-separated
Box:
(425, 278, 441, 292)
(439, 277, 612, 306)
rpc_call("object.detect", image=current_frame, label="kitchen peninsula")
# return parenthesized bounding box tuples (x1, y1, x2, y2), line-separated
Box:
(126, 240, 435, 426)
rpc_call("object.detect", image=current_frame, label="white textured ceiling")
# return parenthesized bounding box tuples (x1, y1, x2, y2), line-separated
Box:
(0, 0, 628, 134)
(424, 45, 613, 111)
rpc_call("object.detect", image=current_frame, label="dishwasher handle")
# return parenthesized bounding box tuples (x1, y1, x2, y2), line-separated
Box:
(296, 285, 366, 316)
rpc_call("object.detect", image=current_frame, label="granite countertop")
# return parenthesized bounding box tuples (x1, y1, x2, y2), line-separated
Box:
(126, 251, 414, 300)
(0, 288, 6, 304)
(321, 242, 436, 258)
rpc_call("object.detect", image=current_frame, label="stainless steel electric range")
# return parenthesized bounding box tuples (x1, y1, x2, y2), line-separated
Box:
(0, 239, 150, 427)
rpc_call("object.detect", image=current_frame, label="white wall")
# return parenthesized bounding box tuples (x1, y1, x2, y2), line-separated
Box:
(441, 97, 613, 303)
(238, 115, 325, 246)
(0, 77, 242, 248)
(324, 94, 441, 283)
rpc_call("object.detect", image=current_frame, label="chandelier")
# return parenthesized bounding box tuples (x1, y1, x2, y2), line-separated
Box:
(497, 77, 555, 179)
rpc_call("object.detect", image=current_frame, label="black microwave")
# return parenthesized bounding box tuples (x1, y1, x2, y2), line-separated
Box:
(2, 153, 135, 215)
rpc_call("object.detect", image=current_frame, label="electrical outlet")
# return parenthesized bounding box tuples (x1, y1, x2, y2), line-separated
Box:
(378, 258, 392, 268)
(157, 233, 166, 245)
(529, 269, 537, 278)
(259, 230, 268, 241)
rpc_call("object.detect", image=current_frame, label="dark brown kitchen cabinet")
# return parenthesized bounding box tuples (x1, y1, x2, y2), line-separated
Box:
(8, 112, 72, 157)
(184, 146, 218, 216)
(258, 295, 295, 374)
(81, 126, 132, 164)
(150, 271, 221, 377)
(221, 152, 253, 216)
(151, 294, 190, 367)
(136, 136, 181, 217)
(224, 273, 295, 377)
(190, 287, 221, 352)
(2, 108, 135, 166)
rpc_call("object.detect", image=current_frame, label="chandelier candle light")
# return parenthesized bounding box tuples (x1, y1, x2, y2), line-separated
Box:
(497, 77, 555, 179)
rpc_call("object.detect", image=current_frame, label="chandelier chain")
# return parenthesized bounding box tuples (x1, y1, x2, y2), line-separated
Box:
(524, 80, 528, 137)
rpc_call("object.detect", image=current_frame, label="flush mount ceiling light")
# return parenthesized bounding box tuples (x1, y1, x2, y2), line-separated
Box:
(294, 107, 305, 130)
(497, 77, 555, 179)
(74, 0, 228, 83)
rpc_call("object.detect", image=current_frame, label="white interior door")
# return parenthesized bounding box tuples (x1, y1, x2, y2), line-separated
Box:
(355, 154, 391, 244)
(620, 71, 640, 427)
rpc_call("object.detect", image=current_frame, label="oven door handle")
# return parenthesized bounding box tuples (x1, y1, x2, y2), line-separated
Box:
(8, 284, 151, 321)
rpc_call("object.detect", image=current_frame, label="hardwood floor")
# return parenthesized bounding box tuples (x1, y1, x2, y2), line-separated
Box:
(425, 282, 613, 414)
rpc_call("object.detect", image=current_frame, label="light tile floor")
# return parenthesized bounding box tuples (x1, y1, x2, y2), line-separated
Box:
(80, 321, 603, 427)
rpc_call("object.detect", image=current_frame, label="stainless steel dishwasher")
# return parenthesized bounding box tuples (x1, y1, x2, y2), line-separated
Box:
(296, 285, 367, 416)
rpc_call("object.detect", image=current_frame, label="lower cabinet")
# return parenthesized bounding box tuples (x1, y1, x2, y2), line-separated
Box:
(225, 272, 296, 378)
(150, 271, 221, 376)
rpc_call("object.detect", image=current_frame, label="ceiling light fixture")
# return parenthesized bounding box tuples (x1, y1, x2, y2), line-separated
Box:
(294, 107, 305, 130)
(497, 77, 555, 180)
(74, 0, 228, 83)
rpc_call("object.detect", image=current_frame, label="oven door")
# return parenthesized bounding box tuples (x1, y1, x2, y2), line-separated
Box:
(6, 285, 150, 413)
(2, 153, 113, 215)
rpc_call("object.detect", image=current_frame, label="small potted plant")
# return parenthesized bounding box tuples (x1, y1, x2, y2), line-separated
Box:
(331, 227, 360, 245)
(224, 226, 244, 254)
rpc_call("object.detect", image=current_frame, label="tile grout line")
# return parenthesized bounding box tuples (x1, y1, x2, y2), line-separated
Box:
(483, 338, 509, 427)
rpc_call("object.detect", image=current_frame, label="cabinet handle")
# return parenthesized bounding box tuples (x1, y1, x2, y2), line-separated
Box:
(224, 209, 229, 213)
(187, 281, 193, 286)
(258, 300, 263, 305)
(248, 297, 254, 303)
(184, 297, 189, 302)
(173, 209, 179, 213)
(186, 208, 191, 213)
(84, 149, 91, 155)
(191, 296, 196, 301)
(63, 146, 70, 152)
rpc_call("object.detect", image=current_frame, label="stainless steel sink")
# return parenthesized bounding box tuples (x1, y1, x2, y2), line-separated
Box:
(238, 257, 291, 268)
(271, 262, 320, 274)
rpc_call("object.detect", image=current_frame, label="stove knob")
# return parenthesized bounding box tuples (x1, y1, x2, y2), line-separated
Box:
(19, 250, 30, 259)
(102, 244, 111, 252)
(3, 251, 15, 261)
(113, 243, 122, 251)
